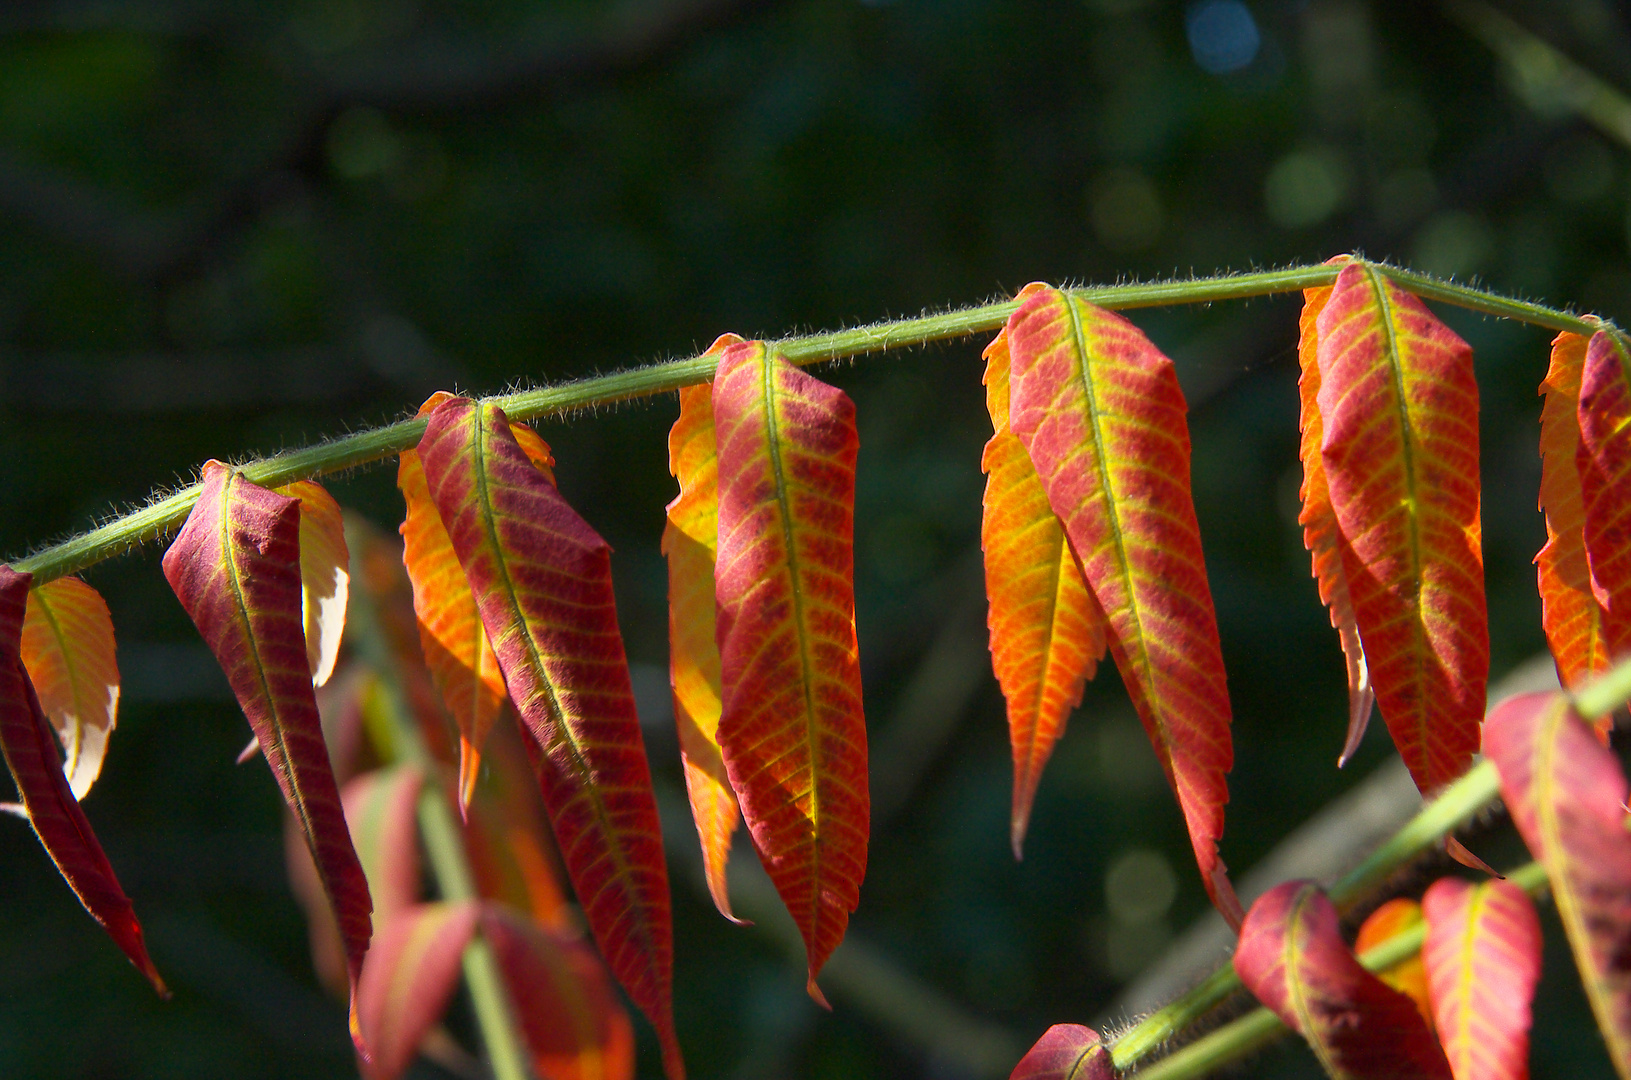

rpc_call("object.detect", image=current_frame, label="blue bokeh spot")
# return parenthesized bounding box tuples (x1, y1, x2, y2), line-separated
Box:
(1187, 0, 1261, 75)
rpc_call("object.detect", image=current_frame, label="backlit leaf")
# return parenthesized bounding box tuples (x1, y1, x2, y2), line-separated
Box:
(1576, 330, 1631, 668)
(1355, 897, 1432, 1027)
(344, 765, 425, 921)
(1422, 876, 1542, 1080)
(463, 715, 574, 932)
(1004, 285, 1241, 927)
(1483, 691, 1631, 1077)
(1537, 331, 1609, 705)
(163, 461, 373, 1021)
(981, 285, 1109, 859)
(1314, 261, 1487, 794)
(400, 390, 557, 813)
(1296, 262, 1375, 765)
(1009, 1024, 1112, 1080)
(275, 479, 349, 688)
(1234, 880, 1452, 1079)
(0, 565, 165, 995)
(662, 332, 747, 923)
(20, 576, 118, 799)
(356, 900, 481, 1080)
(712, 339, 868, 1001)
(482, 903, 637, 1080)
(417, 397, 682, 1080)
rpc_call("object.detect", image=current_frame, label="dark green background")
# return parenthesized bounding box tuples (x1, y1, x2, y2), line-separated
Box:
(0, 0, 1623, 1076)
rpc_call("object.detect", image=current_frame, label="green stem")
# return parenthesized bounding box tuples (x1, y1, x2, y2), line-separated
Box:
(8, 261, 1601, 587)
(345, 533, 536, 1080)
(1127, 860, 1551, 1080)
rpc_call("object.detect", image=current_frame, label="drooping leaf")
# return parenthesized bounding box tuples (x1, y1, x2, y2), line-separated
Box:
(981, 285, 1109, 859)
(344, 765, 425, 921)
(1537, 331, 1609, 705)
(1576, 329, 1631, 669)
(1008, 1024, 1113, 1080)
(275, 479, 350, 688)
(482, 903, 637, 1080)
(1314, 261, 1487, 794)
(163, 462, 373, 1015)
(1296, 261, 1376, 765)
(355, 900, 481, 1080)
(20, 576, 118, 799)
(400, 390, 557, 813)
(1354, 897, 1431, 1026)
(1482, 691, 1631, 1077)
(1422, 876, 1542, 1080)
(663, 333, 747, 924)
(711, 339, 868, 1001)
(417, 398, 682, 1080)
(1234, 880, 1452, 1079)
(1004, 285, 1241, 927)
(0, 565, 166, 995)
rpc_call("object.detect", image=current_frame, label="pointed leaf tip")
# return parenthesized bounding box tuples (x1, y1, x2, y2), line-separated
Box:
(162, 462, 373, 1007)
(1004, 285, 1239, 926)
(1422, 876, 1541, 1080)
(20, 575, 119, 800)
(712, 340, 869, 990)
(980, 286, 1108, 860)
(0, 566, 165, 996)
(417, 398, 682, 1080)
(1483, 690, 1631, 1077)
(1315, 262, 1487, 795)
(1235, 880, 1451, 1079)
(1009, 1024, 1111, 1080)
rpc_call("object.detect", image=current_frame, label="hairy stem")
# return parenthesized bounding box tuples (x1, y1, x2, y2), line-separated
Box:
(9, 261, 1600, 586)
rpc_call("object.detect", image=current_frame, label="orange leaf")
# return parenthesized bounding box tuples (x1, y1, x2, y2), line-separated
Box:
(712, 340, 868, 1002)
(463, 715, 573, 932)
(356, 900, 482, 1080)
(1354, 898, 1432, 1027)
(1422, 877, 1542, 1080)
(1483, 691, 1631, 1077)
(662, 333, 747, 923)
(163, 461, 373, 1042)
(980, 290, 1108, 859)
(1314, 261, 1487, 795)
(20, 576, 118, 800)
(1577, 330, 1631, 669)
(417, 398, 682, 1080)
(1004, 286, 1241, 927)
(0, 565, 165, 996)
(1296, 259, 1375, 765)
(1537, 331, 1609, 704)
(400, 390, 557, 812)
(275, 480, 350, 688)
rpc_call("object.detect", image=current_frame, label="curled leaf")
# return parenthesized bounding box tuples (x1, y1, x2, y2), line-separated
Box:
(1005, 285, 1240, 927)
(0, 565, 165, 995)
(1009, 1024, 1112, 1080)
(712, 339, 868, 1001)
(418, 398, 682, 1080)
(1422, 876, 1542, 1080)
(981, 287, 1108, 859)
(20, 576, 118, 799)
(275, 479, 349, 688)
(1234, 880, 1451, 1079)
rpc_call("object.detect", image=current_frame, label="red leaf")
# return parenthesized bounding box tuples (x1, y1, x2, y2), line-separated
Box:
(482, 904, 636, 1080)
(1422, 876, 1542, 1080)
(662, 333, 747, 923)
(20, 576, 119, 799)
(1234, 880, 1452, 1079)
(712, 339, 869, 1001)
(417, 398, 682, 1080)
(344, 765, 425, 921)
(0, 565, 165, 995)
(1354, 897, 1432, 1027)
(400, 390, 557, 812)
(981, 286, 1109, 859)
(1577, 330, 1631, 665)
(1537, 331, 1610, 703)
(163, 462, 373, 1020)
(356, 900, 482, 1080)
(1314, 262, 1487, 794)
(1296, 260, 1376, 765)
(1009, 1024, 1112, 1080)
(1482, 691, 1631, 1075)
(1005, 285, 1241, 927)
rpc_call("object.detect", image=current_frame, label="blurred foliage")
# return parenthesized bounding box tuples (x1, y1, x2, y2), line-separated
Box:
(0, 0, 1628, 1077)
